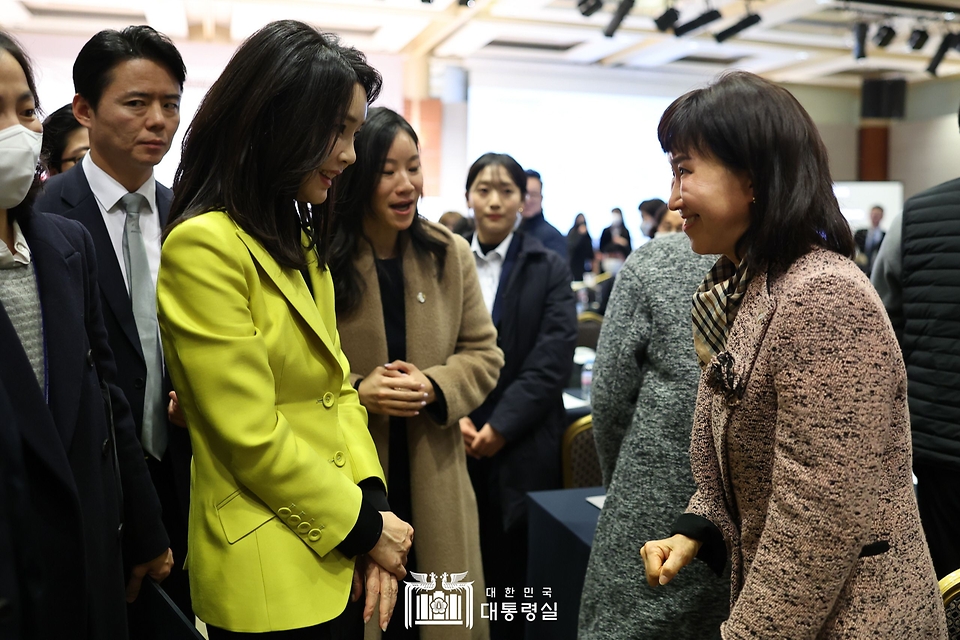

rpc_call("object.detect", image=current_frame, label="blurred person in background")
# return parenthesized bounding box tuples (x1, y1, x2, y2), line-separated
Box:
(438, 210, 464, 233)
(39, 103, 88, 176)
(519, 168, 566, 259)
(598, 206, 632, 255)
(566, 212, 593, 281)
(595, 243, 628, 316)
(638, 198, 666, 245)
(331, 107, 502, 640)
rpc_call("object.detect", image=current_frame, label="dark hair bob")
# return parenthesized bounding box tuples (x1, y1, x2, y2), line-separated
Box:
(41, 104, 84, 174)
(165, 20, 382, 270)
(658, 71, 855, 273)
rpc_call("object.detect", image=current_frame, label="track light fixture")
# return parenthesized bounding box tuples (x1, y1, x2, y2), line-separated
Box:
(927, 33, 956, 75)
(458, 0, 474, 6)
(715, 13, 762, 42)
(853, 22, 868, 60)
(654, 7, 680, 32)
(603, 0, 635, 37)
(873, 25, 896, 47)
(578, 0, 604, 17)
(909, 28, 929, 50)
(674, 9, 722, 37)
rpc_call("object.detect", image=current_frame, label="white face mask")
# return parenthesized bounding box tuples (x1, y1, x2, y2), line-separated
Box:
(640, 218, 655, 237)
(602, 258, 624, 276)
(0, 125, 43, 210)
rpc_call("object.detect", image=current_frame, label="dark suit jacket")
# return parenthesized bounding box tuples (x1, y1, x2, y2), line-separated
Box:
(35, 166, 190, 519)
(0, 212, 168, 639)
(467, 232, 578, 530)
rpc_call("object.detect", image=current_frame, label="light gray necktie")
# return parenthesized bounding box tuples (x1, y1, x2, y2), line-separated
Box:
(120, 192, 167, 460)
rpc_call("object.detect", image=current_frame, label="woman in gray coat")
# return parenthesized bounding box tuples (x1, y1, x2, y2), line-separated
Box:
(578, 231, 729, 639)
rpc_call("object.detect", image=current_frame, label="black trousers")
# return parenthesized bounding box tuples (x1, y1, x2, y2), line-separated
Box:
(208, 597, 364, 639)
(914, 462, 960, 580)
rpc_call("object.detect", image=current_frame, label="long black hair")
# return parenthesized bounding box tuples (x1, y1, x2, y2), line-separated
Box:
(165, 20, 381, 269)
(330, 107, 446, 317)
(0, 31, 42, 223)
(658, 71, 855, 274)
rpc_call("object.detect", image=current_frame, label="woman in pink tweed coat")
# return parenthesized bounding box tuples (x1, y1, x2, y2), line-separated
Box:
(641, 71, 948, 638)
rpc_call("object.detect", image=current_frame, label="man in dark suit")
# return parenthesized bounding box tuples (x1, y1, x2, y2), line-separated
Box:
(853, 205, 885, 275)
(34, 25, 192, 623)
(519, 169, 568, 259)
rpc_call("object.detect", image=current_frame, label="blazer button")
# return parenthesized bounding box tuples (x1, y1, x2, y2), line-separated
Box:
(134, 377, 145, 389)
(322, 392, 335, 408)
(278, 507, 292, 517)
(288, 514, 302, 526)
(87, 349, 94, 368)
(102, 438, 111, 457)
(297, 522, 311, 535)
(334, 451, 345, 467)
(308, 529, 322, 542)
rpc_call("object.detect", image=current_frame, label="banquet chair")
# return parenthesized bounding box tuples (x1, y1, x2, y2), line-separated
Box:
(941, 567, 960, 639)
(562, 414, 602, 488)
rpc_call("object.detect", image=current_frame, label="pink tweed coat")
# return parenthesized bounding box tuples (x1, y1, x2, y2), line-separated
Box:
(686, 248, 948, 638)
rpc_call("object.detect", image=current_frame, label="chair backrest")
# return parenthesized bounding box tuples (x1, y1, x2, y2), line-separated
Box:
(941, 567, 960, 639)
(577, 312, 603, 350)
(562, 414, 602, 488)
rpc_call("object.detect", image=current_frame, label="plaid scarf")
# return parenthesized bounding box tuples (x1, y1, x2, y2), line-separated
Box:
(692, 256, 751, 369)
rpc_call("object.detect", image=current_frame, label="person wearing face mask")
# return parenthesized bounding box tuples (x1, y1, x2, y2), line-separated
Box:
(639, 198, 666, 241)
(599, 207, 632, 255)
(0, 31, 171, 640)
(330, 108, 502, 640)
(596, 243, 628, 316)
(459, 152, 577, 640)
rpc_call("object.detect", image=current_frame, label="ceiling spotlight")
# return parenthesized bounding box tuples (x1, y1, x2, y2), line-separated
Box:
(603, 0, 635, 37)
(927, 33, 956, 75)
(654, 7, 680, 32)
(578, 0, 604, 17)
(853, 22, 868, 60)
(715, 13, 761, 42)
(873, 25, 896, 47)
(458, 0, 474, 6)
(673, 9, 722, 37)
(909, 28, 929, 50)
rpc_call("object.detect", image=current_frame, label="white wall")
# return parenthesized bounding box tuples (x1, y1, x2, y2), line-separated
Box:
(890, 114, 960, 200)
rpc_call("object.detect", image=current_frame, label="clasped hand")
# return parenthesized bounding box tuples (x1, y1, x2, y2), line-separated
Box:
(459, 416, 506, 459)
(356, 511, 414, 631)
(358, 361, 434, 418)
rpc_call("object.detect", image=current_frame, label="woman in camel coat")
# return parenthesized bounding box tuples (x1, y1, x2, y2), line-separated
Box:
(641, 72, 947, 638)
(331, 108, 502, 640)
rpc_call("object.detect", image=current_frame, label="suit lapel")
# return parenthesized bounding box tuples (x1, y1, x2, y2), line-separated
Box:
(710, 270, 776, 516)
(235, 228, 339, 360)
(0, 305, 78, 494)
(17, 215, 87, 450)
(62, 168, 143, 361)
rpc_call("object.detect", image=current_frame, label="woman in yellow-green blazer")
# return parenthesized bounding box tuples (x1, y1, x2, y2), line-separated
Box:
(156, 23, 412, 638)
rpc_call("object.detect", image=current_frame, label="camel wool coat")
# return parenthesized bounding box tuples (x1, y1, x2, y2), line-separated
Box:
(682, 247, 948, 638)
(337, 221, 503, 640)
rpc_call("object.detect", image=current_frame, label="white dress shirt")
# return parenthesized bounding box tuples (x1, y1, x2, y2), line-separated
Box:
(471, 231, 514, 314)
(81, 153, 161, 291)
(0, 220, 31, 268)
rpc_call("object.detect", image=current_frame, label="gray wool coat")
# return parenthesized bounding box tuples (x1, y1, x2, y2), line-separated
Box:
(687, 247, 947, 638)
(579, 233, 730, 640)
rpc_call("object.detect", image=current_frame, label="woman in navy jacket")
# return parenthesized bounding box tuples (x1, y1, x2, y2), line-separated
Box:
(459, 153, 577, 640)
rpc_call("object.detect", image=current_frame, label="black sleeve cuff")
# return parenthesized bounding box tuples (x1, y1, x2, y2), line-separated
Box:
(671, 513, 727, 577)
(358, 477, 390, 512)
(353, 377, 363, 391)
(336, 494, 383, 558)
(423, 376, 448, 425)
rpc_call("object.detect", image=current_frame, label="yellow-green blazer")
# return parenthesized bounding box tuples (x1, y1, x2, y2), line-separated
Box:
(157, 211, 385, 632)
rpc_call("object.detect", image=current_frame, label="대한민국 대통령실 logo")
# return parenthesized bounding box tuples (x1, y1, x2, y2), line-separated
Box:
(404, 571, 474, 629)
